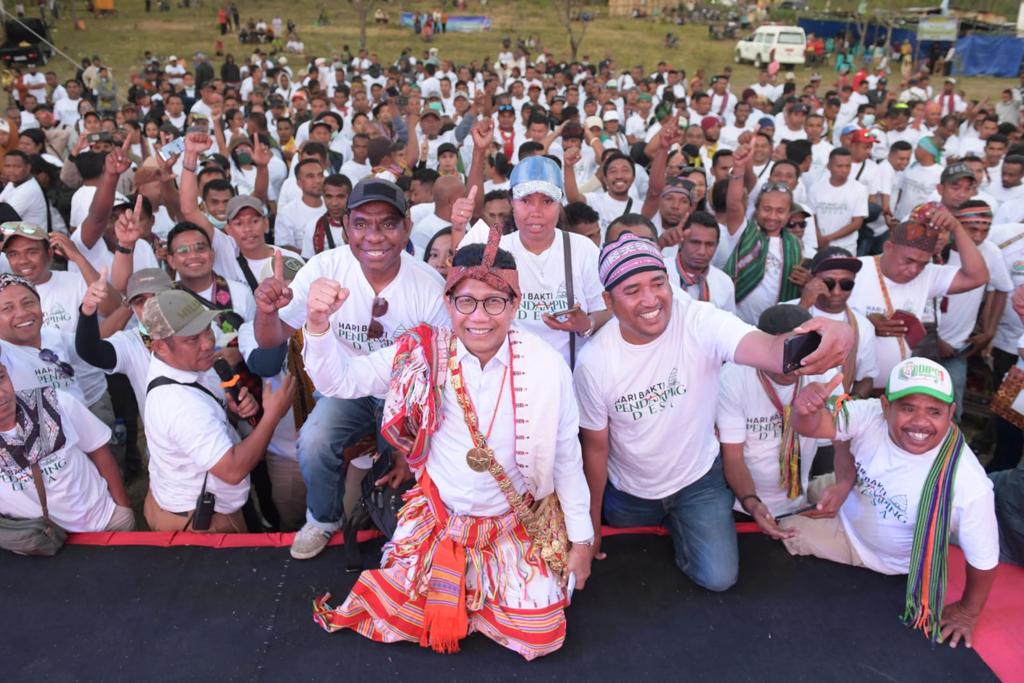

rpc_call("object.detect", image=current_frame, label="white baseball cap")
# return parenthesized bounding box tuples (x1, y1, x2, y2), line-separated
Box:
(886, 358, 955, 404)
(602, 110, 620, 123)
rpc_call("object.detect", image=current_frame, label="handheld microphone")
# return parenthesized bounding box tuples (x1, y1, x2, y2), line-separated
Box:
(213, 358, 261, 426)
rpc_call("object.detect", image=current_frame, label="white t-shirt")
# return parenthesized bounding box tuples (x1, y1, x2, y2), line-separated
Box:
(339, 159, 372, 184)
(0, 328, 106, 404)
(848, 257, 958, 387)
(69, 231, 159, 277)
(279, 245, 448, 359)
(299, 214, 343, 260)
(894, 163, 943, 221)
(671, 261, 736, 314)
(808, 176, 868, 254)
(938, 243, 1013, 350)
(717, 363, 835, 516)
(410, 212, 451, 256)
(0, 391, 115, 532)
(69, 185, 97, 230)
(990, 223, 1024, 354)
(463, 224, 605, 366)
(0, 178, 48, 227)
(144, 356, 247, 514)
(869, 159, 900, 236)
(36, 271, 88, 334)
(106, 327, 154, 417)
(783, 301, 879, 385)
(575, 295, 755, 499)
(274, 198, 324, 250)
(584, 190, 635, 235)
(735, 235, 783, 326)
(835, 399, 998, 575)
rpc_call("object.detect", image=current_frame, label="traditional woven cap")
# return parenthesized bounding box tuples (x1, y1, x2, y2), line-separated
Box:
(226, 195, 266, 221)
(141, 290, 219, 341)
(444, 225, 521, 300)
(0, 221, 47, 243)
(126, 268, 173, 302)
(955, 201, 993, 223)
(661, 176, 695, 204)
(886, 357, 954, 404)
(598, 232, 667, 292)
(510, 155, 563, 202)
(0, 273, 38, 299)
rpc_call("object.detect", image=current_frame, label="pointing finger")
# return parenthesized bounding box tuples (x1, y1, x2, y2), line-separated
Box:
(466, 184, 478, 203)
(133, 194, 143, 223)
(273, 249, 284, 282)
(824, 372, 845, 394)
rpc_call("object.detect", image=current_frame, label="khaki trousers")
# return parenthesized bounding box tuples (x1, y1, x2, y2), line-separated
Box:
(143, 489, 246, 533)
(779, 473, 865, 568)
(266, 454, 307, 532)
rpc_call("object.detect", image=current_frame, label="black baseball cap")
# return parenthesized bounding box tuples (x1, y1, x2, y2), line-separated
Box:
(437, 142, 458, 157)
(757, 304, 811, 335)
(941, 162, 975, 185)
(810, 246, 862, 275)
(347, 177, 408, 214)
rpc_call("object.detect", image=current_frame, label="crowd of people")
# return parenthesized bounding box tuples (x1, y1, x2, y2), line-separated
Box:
(0, 34, 1023, 660)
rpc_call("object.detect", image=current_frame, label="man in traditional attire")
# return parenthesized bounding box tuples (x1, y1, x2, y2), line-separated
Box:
(301, 201, 594, 657)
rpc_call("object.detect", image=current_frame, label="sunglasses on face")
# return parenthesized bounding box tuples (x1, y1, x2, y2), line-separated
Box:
(367, 296, 388, 340)
(787, 220, 807, 230)
(821, 277, 856, 292)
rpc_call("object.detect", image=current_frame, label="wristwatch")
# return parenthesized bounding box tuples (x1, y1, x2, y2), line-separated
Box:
(115, 243, 134, 255)
(577, 314, 596, 338)
(573, 537, 595, 547)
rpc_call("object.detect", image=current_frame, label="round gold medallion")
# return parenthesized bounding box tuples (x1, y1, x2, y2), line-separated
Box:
(466, 447, 492, 472)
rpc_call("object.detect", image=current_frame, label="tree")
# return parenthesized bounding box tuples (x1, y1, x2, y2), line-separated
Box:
(351, 0, 380, 51)
(554, 0, 591, 62)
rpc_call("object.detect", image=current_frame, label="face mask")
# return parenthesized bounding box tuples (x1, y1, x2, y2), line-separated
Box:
(206, 212, 226, 230)
(862, 114, 876, 126)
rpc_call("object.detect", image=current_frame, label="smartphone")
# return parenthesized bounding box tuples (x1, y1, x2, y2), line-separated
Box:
(548, 306, 576, 322)
(775, 504, 817, 520)
(890, 310, 927, 348)
(566, 571, 577, 603)
(158, 136, 186, 161)
(782, 331, 822, 374)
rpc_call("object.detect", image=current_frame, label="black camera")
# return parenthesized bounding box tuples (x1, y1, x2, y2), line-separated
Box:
(192, 491, 216, 531)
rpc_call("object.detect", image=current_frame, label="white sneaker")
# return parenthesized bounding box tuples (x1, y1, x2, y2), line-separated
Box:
(290, 523, 333, 560)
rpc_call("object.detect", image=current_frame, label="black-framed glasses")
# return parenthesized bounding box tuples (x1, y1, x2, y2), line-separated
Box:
(39, 348, 75, 379)
(821, 278, 856, 292)
(367, 297, 388, 340)
(451, 295, 513, 316)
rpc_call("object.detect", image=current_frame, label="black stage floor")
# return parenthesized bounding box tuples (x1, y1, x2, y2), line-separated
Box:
(0, 533, 994, 682)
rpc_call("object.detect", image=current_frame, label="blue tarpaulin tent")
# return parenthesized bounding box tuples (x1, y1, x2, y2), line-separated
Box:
(399, 13, 491, 32)
(952, 35, 1024, 77)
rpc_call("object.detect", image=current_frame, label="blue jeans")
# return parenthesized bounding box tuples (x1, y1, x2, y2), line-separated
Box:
(603, 457, 739, 592)
(939, 352, 968, 422)
(298, 396, 390, 531)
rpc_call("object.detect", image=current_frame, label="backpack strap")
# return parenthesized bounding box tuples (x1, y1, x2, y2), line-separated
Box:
(563, 230, 576, 369)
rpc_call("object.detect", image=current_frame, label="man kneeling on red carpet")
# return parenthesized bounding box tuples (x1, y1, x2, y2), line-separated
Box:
(787, 357, 999, 648)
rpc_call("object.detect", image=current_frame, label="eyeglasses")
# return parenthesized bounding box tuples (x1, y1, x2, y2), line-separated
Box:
(367, 297, 388, 340)
(38, 348, 75, 379)
(497, 104, 514, 113)
(172, 242, 212, 256)
(786, 220, 807, 230)
(821, 277, 856, 292)
(762, 182, 793, 194)
(451, 295, 513, 316)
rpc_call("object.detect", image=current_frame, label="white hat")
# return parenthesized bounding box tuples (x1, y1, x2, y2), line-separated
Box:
(584, 115, 603, 129)
(605, 80, 618, 89)
(784, 71, 796, 81)
(602, 110, 620, 123)
(314, 57, 327, 67)
(168, 55, 178, 63)
(278, 56, 288, 65)
(886, 358, 955, 405)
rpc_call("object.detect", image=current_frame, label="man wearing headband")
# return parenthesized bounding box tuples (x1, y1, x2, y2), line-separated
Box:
(789, 357, 998, 649)
(575, 232, 853, 592)
(847, 203, 989, 389)
(302, 233, 593, 659)
(935, 200, 1012, 421)
(457, 154, 609, 368)
(254, 177, 449, 561)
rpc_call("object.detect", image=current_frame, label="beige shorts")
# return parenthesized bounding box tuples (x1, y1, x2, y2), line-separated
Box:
(779, 473, 865, 568)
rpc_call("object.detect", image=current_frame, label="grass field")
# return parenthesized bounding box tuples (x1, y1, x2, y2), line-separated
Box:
(20, 0, 1018, 100)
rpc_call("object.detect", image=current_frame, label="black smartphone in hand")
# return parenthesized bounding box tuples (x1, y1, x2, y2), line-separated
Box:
(782, 331, 822, 374)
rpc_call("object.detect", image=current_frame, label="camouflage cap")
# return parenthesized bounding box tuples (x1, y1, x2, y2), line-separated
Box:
(141, 290, 219, 341)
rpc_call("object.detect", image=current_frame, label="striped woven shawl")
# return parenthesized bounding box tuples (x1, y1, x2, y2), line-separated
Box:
(725, 219, 803, 304)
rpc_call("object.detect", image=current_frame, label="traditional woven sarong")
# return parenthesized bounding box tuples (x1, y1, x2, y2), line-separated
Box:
(313, 471, 567, 660)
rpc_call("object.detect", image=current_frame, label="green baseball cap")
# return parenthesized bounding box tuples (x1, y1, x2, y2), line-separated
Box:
(886, 358, 955, 405)
(141, 290, 219, 341)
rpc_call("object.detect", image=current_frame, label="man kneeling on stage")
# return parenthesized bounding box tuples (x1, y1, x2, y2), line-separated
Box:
(303, 234, 594, 659)
(787, 357, 999, 648)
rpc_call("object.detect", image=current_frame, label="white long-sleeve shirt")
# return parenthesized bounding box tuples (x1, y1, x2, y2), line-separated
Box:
(302, 326, 594, 542)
